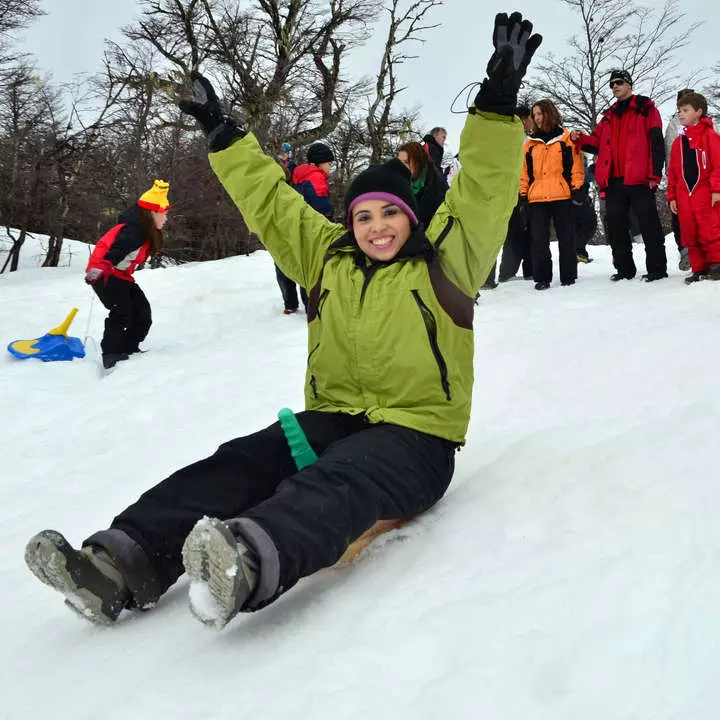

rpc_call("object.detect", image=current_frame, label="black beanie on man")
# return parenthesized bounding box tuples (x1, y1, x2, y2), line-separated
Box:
(609, 69, 633, 86)
(306, 142, 335, 165)
(344, 158, 419, 228)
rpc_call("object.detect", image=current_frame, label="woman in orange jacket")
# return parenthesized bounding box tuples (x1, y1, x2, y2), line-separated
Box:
(520, 100, 585, 290)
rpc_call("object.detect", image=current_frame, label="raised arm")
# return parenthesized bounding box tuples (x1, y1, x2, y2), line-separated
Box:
(425, 11, 541, 297)
(179, 73, 345, 289)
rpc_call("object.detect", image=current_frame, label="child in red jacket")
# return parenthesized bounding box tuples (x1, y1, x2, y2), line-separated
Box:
(86, 180, 169, 367)
(666, 92, 720, 284)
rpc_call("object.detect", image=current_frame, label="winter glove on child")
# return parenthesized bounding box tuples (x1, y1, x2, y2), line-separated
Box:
(178, 71, 247, 153)
(85, 261, 113, 285)
(474, 12, 542, 116)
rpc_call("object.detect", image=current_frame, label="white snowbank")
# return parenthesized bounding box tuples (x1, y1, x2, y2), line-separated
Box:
(2, 240, 719, 720)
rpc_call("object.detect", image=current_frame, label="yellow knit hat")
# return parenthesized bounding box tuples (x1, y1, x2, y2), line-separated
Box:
(138, 179, 170, 213)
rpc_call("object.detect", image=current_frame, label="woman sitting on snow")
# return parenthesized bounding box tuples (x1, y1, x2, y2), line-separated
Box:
(24, 12, 541, 629)
(85, 181, 169, 369)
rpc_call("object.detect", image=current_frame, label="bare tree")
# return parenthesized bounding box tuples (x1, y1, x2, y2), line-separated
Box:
(365, 0, 441, 164)
(528, 0, 702, 130)
(0, 0, 43, 70)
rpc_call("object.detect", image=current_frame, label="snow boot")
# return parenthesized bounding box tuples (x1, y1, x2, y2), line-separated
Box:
(610, 272, 635, 282)
(642, 271, 668, 282)
(561, 279, 576, 286)
(534, 282, 551, 291)
(706, 263, 720, 281)
(182, 517, 258, 629)
(576, 253, 593, 263)
(684, 271, 706, 285)
(24, 530, 130, 625)
(102, 352, 129, 370)
(678, 248, 690, 271)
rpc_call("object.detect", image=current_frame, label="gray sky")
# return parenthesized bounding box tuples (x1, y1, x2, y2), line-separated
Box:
(18, 0, 719, 155)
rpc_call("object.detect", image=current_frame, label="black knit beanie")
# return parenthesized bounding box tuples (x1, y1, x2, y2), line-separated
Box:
(344, 158, 419, 227)
(609, 69, 633, 86)
(306, 142, 335, 165)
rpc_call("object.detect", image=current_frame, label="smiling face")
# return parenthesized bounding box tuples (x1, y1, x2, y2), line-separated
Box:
(351, 199, 412, 262)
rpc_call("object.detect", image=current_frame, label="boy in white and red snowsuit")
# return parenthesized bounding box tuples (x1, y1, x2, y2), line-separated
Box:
(666, 92, 720, 284)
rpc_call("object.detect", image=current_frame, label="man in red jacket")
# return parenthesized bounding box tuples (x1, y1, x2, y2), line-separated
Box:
(571, 70, 667, 281)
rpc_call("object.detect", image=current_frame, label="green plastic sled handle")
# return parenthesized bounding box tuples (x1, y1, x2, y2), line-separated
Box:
(278, 408, 318, 470)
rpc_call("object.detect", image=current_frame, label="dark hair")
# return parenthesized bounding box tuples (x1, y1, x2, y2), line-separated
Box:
(677, 92, 708, 117)
(516, 104, 532, 119)
(532, 99, 563, 133)
(138, 207, 164, 257)
(677, 88, 695, 102)
(398, 140, 436, 181)
(429, 127, 446, 137)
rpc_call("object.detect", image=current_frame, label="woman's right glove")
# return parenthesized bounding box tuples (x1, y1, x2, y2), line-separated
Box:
(474, 12, 542, 117)
(178, 71, 247, 152)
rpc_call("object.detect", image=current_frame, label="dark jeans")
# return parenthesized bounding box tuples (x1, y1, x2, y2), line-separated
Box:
(92, 276, 151, 355)
(605, 179, 667, 277)
(498, 202, 533, 281)
(529, 200, 577, 284)
(92, 411, 455, 606)
(275, 265, 307, 311)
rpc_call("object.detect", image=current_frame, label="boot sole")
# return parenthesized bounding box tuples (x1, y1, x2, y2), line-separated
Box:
(182, 518, 250, 629)
(24, 531, 118, 626)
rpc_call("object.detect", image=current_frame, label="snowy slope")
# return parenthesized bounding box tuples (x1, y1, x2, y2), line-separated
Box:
(2, 239, 720, 720)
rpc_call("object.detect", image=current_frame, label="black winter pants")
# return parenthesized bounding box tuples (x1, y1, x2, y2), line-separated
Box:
(605, 179, 667, 277)
(275, 265, 307, 311)
(498, 203, 533, 281)
(529, 200, 577, 285)
(92, 276, 151, 355)
(93, 411, 455, 606)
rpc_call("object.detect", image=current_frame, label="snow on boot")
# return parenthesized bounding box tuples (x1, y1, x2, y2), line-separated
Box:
(24, 530, 130, 625)
(678, 248, 690, 271)
(182, 517, 257, 630)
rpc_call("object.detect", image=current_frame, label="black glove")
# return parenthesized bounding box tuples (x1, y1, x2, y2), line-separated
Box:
(178, 71, 246, 152)
(474, 12, 542, 116)
(571, 188, 585, 206)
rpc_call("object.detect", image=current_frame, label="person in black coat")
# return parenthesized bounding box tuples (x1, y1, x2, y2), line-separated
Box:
(397, 141, 448, 227)
(422, 127, 448, 180)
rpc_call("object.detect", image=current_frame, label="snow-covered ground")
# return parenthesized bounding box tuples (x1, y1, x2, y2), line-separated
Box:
(2, 235, 719, 720)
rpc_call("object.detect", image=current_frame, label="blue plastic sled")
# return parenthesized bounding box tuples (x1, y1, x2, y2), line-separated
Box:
(7, 308, 86, 362)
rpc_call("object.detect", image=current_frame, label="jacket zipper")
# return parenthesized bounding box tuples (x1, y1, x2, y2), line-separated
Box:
(308, 342, 320, 398)
(316, 289, 329, 320)
(412, 290, 451, 401)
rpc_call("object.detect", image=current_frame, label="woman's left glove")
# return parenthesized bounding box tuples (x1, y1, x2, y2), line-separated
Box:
(178, 71, 247, 152)
(474, 12, 542, 117)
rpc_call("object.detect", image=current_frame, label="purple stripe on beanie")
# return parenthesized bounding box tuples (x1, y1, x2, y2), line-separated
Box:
(346, 192, 418, 228)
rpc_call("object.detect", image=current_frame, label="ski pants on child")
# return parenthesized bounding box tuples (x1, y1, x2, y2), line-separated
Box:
(676, 185, 720, 272)
(85, 411, 456, 610)
(92, 276, 151, 355)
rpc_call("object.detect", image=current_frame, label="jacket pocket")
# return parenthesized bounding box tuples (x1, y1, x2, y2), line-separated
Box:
(412, 291, 451, 401)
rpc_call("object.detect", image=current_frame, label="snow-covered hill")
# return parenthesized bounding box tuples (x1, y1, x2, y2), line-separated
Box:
(2, 238, 719, 720)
